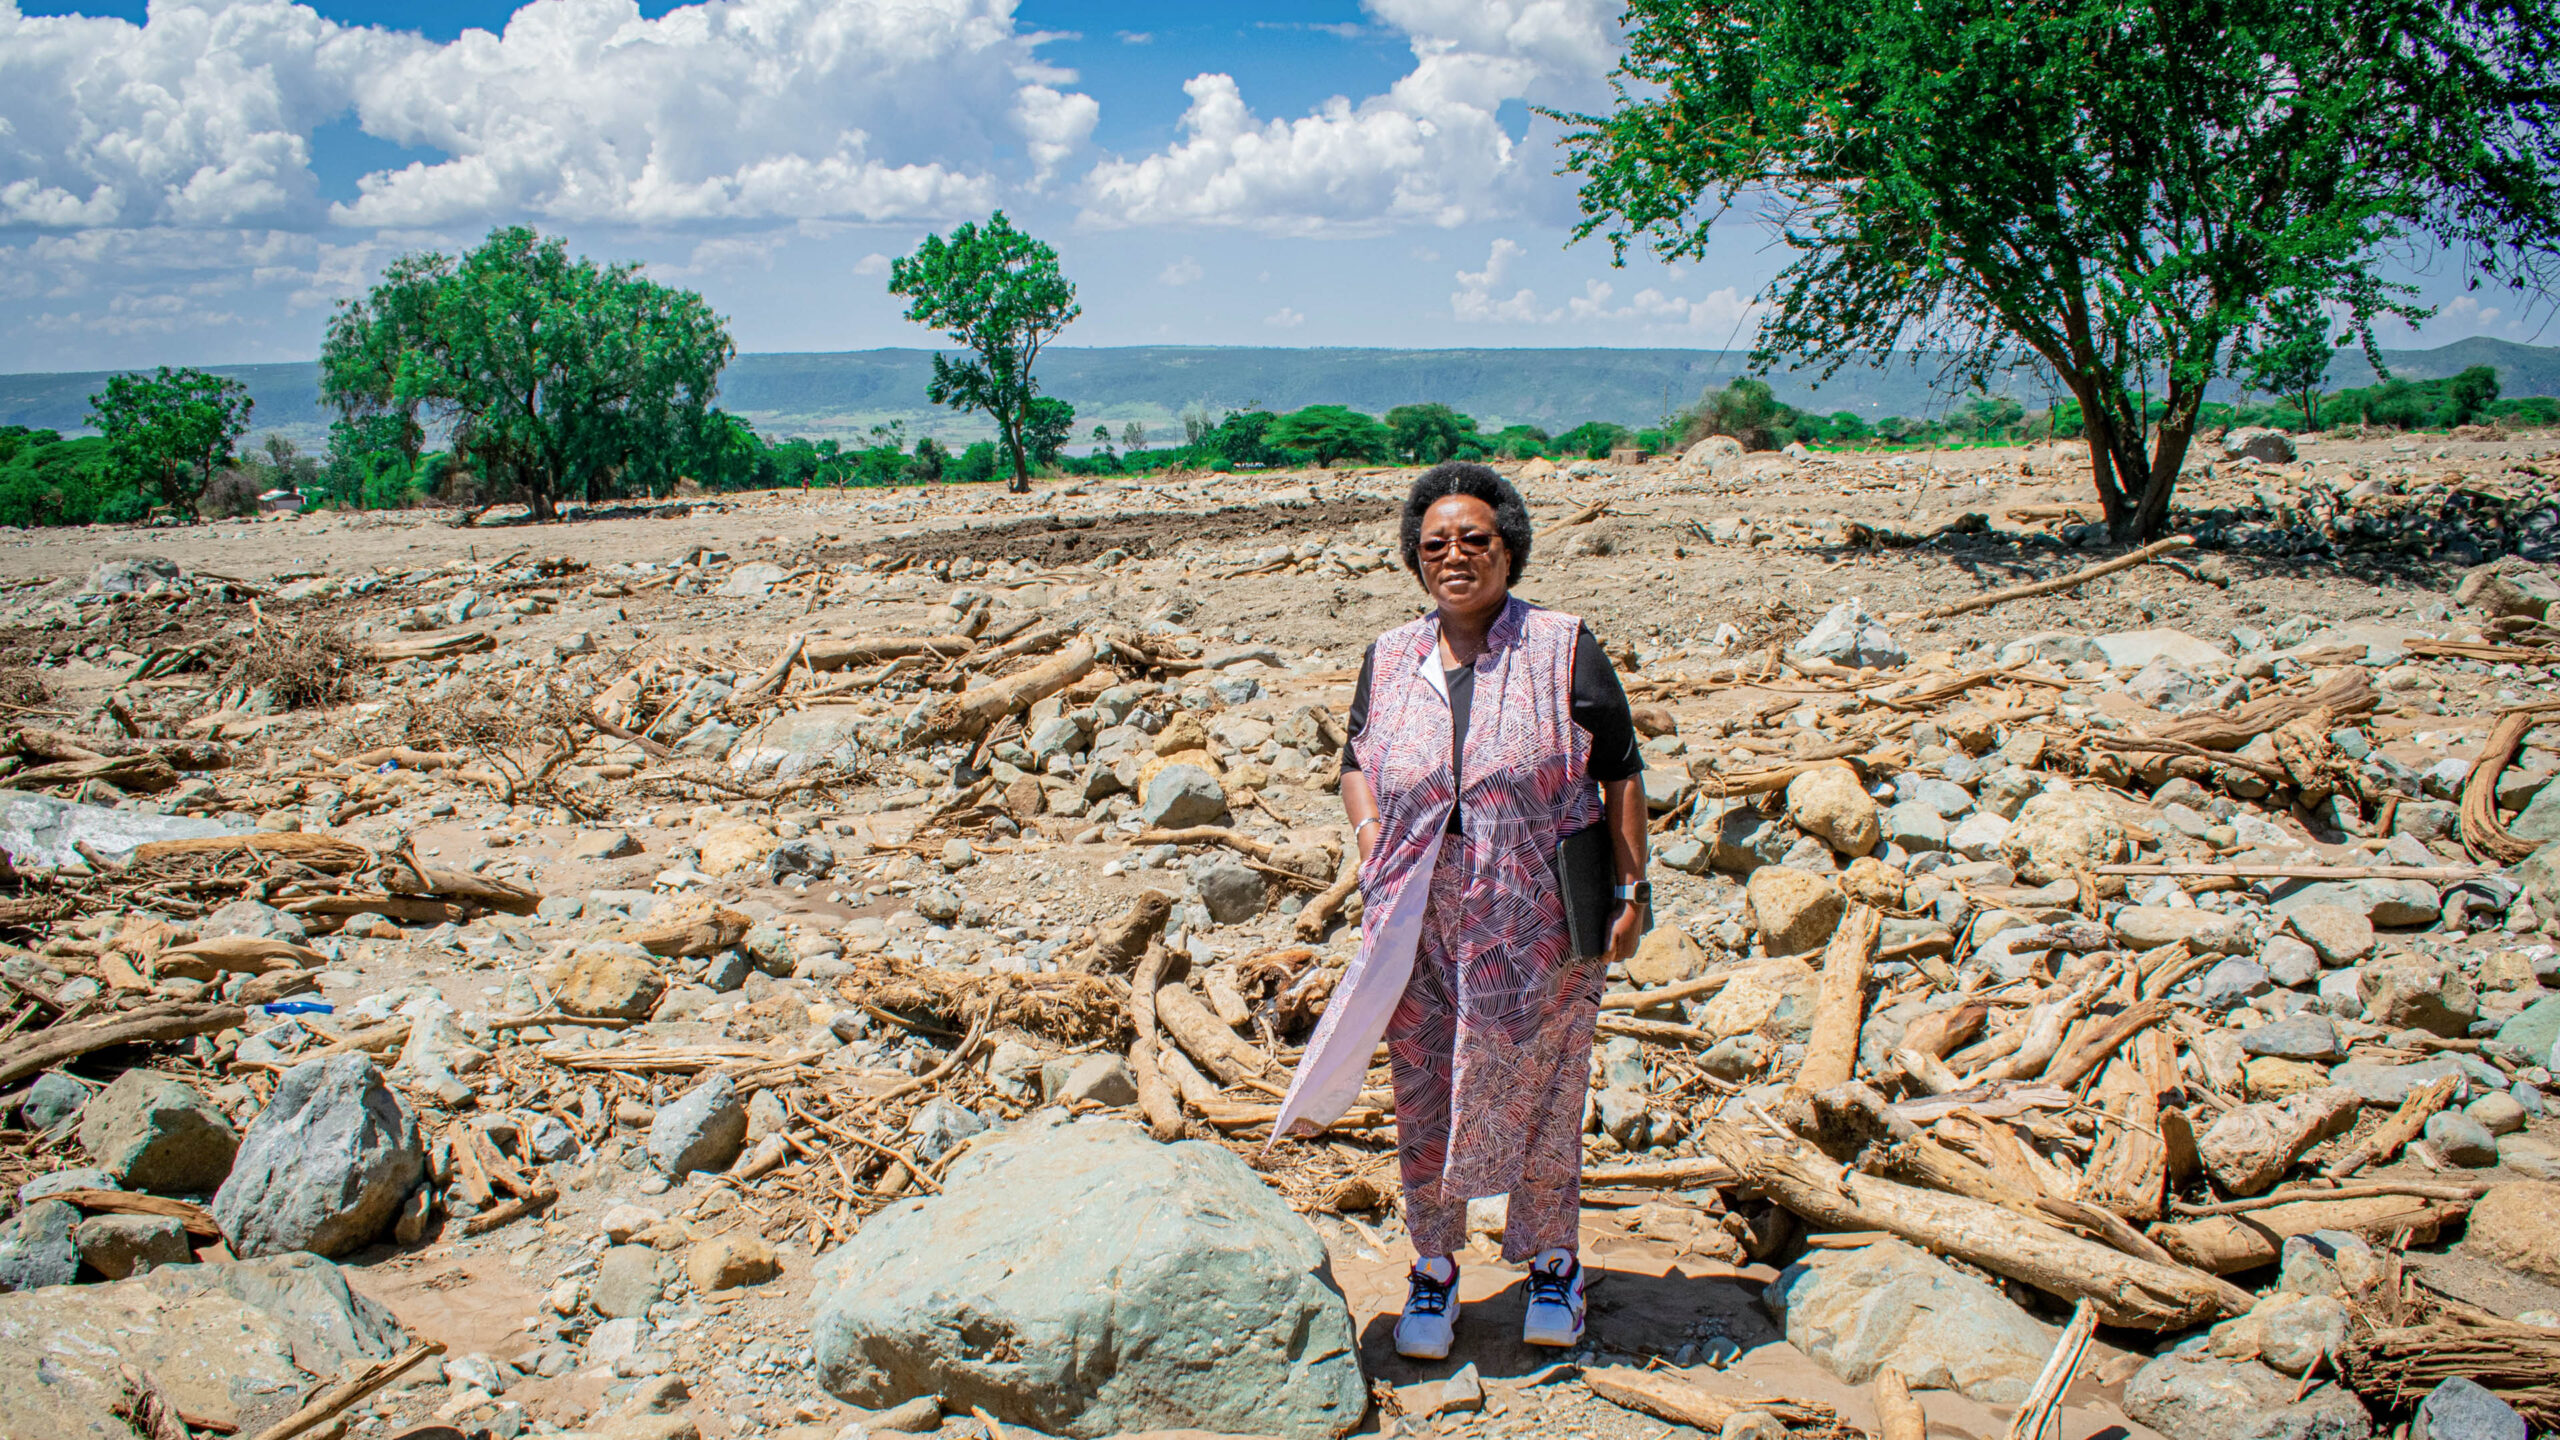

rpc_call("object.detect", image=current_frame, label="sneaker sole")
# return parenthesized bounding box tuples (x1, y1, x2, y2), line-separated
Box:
(1522, 1312, 1584, 1347)
(1396, 1337, 1454, 1360)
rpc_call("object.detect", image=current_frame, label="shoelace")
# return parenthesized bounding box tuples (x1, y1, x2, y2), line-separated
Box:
(1405, 1267, 1455, 1317)
(1525, 1262, 1578, 1309)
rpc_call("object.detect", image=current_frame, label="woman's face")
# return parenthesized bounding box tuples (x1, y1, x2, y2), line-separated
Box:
(1416, 494, 1509, 616)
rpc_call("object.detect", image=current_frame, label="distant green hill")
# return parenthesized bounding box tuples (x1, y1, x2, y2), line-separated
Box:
(5, 338, 2552, 448)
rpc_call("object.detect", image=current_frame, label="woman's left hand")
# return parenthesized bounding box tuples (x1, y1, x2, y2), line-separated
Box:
(1605, 900, 1646, 964)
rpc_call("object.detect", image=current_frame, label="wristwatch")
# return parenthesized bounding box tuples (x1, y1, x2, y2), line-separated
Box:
(1613, 881, 1652, 906)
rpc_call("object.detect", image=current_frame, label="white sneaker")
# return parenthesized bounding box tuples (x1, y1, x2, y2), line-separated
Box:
(1521, 1250, 1586, 1348)
(1395, 1260, 1459, 1360)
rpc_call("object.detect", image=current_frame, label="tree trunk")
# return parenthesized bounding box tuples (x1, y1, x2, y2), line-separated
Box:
(2072, 377, 2133, 535)
(2130, 391, 2200, 541)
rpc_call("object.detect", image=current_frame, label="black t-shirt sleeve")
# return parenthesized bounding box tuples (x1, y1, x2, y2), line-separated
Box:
(1574, 623, 1644, 782)
(1341, 642, 1378, 772)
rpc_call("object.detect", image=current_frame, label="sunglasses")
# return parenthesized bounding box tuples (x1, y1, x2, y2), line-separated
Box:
(1419, 530, 1498, 561)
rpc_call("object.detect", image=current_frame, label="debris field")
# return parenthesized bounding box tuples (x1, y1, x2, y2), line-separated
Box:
(2, 425, 2560, 1440)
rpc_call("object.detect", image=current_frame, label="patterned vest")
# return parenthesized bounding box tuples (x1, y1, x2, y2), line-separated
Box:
(1275, 596, 1605, 1138)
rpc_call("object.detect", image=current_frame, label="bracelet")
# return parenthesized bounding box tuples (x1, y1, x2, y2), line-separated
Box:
(1354, 817, 1382, 838)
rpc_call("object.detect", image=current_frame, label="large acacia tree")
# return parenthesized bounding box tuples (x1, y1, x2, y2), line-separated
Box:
(322, 227, 732, 519)
(889, 212, 1079, 493)
(1552, 0, 2560, 539)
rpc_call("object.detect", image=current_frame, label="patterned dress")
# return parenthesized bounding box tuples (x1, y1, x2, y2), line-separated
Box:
(1275, 597, 1605, 1260)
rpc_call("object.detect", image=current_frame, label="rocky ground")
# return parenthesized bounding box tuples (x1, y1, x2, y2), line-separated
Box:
(0, 425, 2558, 1440)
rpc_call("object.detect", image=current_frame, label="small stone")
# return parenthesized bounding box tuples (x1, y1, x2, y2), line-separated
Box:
(2362, 955, 2478, 1037)
(1626, 927, 1707, 988)
(647, 1074, 747, 1177)
(2117, 908, 2252, 955)
(2464, 1183, 2560, 1282)
(592, 1244, 664, 1318)
(568, 830, 643, 860)
(557, 950, 667, 1021)
(2001, 790, 2129, 885)
(870, 1395, 943, 1434)
(2417, 1377, 2527, 1440)
(1764, 1236, 2055, 1401)
(77, 1071, 238, 1195)
(1700, 1034, 1771, 1080)
(1792, 597, 1908, 669)
(2425, 1110, 2500, 1168)
(1187, 852, 1267, 925)
(1043, 1054, 1138, 1108)
(0, 1199, 80, 1292)
(687, 1233, 780, 1293)
(73, 1213, 192, 1279)
(2288, 906, 2376, 967)
(1786, 764, 1880, 857)
(16, 1072, 88, 1132)
(1139, 764, 1228, 828)
(2199, 959, 2274, 1012)
(2262, 936, 2321, 989)
(2239, 1014, 2344, 1062)
(904, 1098, 985, 1165)
(1747, 868, 1845, 956)
(2467, 1091, 2528, 1136)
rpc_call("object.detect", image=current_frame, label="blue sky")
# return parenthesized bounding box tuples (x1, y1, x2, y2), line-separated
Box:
(0, 0, 2541, 373)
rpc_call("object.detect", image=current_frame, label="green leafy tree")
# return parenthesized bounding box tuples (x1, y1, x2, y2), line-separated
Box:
(2448, 365, 2502, 427)
(1686, 378, 1797, 451)
(1121, 421, 1147, 451)
(2240, 293, 2342, 432)
(1268, 405, 1395, 467)
(88, 367, 253, 516)
(1552, 0, 2560, 540)
(1551, 421, 1633, 460)
(1385, 403, 1485, 464)
(888, 213, 1080, 494)
(951, 440, 1001, 485)
(321, 226, 732, 520)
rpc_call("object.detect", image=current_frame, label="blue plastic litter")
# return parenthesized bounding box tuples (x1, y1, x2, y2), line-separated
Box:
(260, 1000, 334, 1015)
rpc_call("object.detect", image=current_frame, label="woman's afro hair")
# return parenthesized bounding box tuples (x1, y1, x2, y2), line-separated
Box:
(1399, 461, 1533, 585)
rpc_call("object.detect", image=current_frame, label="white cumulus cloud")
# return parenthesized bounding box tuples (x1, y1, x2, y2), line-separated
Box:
(1266, 305, 1306, 328)
(1450, 237, 1558, 322)
(1078, 0, 1619, 233)
(0, 0, 1096, 233)
(1157, 256, 1204, 286)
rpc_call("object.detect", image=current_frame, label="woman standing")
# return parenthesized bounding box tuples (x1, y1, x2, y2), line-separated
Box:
(1273, 462, 1649, 1359)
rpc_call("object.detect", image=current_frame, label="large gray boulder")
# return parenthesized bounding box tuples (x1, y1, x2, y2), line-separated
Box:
(0, 1252, 406, 1440)
(213, 1057, 423, 1258)
(1762, 1237, 2055, 1402)
(0, 1199, 79, 1292)
(2124, 1346, 2371, 1440)
(77, 1070, 237, 1194)
(0, 790, 233, 869)
(727, 704, 865, 781)
(812, 1118, 1363, 1438)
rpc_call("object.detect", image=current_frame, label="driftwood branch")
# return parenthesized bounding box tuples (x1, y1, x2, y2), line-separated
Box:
(1914, 536, 2194, 621)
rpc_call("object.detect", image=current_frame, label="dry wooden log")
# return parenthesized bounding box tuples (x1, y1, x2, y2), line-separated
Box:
(2079, 1026, 2174, 1221)
(2172, 1179, 2488, 1218)
(2325, 1076, 2460, 1179)
(461, 1185, 558, 1236)
(582, 707, 675, 761)
(2152, 1195, 2474, 1274)
(113, 1364, 190, 1440)
(1066, 890, 1174, 975)
(1873, 1370, 1927, 1440)
(1294, 866, 1361, 940)
(1796, 902, 1880, 1095)
(1601, 969, 1741, 1012)
(2099, 862, 2487, 882)
(1135, 826, 1280, 861)
(1689, 743, 1870, 799)
(130, 833, 372, 872)
(799, 634, 977, 673)
(1912, 536, 2194, 622)
(48, 1188, 221, 1237)
(1155, 1040, 1222, 1110)
(1584, 1367, 1839, 1430)
(1579, 1157, 1740, 1189)
(2005, 1301, 2100, 1440)
(1155, 982, 1275, 1084)
(1537, 499, 1612, 539)
(380, 850, 540, 914)
(2341, 1308, 2560, 1429)
(1899, 1000, 1987, 1059)
(283, 893, 474, 925)
(2137, 668, 2377, 751)
(742, 633, 806, 698)
(971, 621, 1077, 670)
(0, 1001, 246, 1088)
(155, 935, 325, 978)
(909, 639, 1097, 746)
(2044, 998, 2172, 1091)
(2461, 701, 2560, 864)
(1895, 1047, 1966, 1095)
(1697, 1119, 2242, 1328)
(246, 1339, 445, 1440)
(1974, 967, 2110, 1084)
(15, 751, 179, 793)
(1128, 941, 1186, 1142)
(369, 631, 493, 662)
